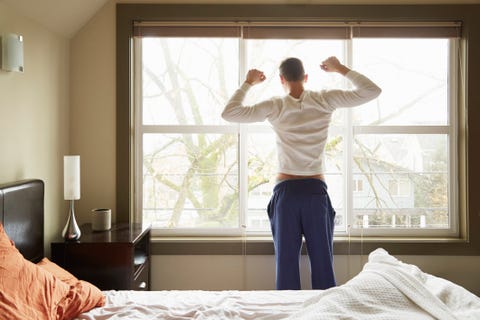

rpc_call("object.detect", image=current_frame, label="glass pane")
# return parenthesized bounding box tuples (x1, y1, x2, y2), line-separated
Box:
(246, 39, 346, 126)
(324, 135, 345, 231)
(352, 134, 449, 229)
(246, 132, 277, 232)
(143, 133, 239, 229)
(353, 38, 449, 126)
(142, 38, 239, 125)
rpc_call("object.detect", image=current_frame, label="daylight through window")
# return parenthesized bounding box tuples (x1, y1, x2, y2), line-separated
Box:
(133, 22, 461, 237)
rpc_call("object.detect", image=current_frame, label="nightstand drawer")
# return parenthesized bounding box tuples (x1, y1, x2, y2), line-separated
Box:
(133, 262, 150, 291)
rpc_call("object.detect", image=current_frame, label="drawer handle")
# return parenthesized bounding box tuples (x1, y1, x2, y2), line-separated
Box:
(138, 281, 147, 289)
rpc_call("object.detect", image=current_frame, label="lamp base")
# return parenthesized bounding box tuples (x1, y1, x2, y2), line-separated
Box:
(62, 200, 81, 241)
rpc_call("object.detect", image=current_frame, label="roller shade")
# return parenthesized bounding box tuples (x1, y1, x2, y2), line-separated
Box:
(133, 21, 462, 39)
(134, 24, 240, 38)
(243, 26, 350, 39)
(352, 25, 461, 38)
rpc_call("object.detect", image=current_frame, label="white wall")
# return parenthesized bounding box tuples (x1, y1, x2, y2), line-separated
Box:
(0, 1, 70, 253)
(70, 0, 480, 296)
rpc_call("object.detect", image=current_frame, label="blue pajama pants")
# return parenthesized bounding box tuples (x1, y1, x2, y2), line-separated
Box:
(267, 179, 336, 290)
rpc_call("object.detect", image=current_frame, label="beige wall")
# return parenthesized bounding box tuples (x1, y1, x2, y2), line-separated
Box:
(152, 254, 480, 294)
(150, 250, 480, 293)
(0, 2, 70, 253)
(68, 0, 480, 295)
(70, 0, 117, 223)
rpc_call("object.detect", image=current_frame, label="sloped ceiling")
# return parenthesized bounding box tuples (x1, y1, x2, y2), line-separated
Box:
(1, 0, 480, 39)
(0, 0, 110, 38)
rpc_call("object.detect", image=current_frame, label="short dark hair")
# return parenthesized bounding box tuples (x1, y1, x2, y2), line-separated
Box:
(279, 57, 305, 81)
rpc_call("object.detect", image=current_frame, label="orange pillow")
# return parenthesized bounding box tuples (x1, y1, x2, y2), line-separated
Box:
(37, 257, 106, 319)
(57, 280, 106, 320)
(0, 223, 105, 320)
(37, 257, 78, 286)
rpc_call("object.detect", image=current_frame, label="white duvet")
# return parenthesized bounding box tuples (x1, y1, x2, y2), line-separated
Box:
(76, 249, 480, 320)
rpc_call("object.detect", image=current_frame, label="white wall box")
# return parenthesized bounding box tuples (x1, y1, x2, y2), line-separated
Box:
(1, 33, 24, 72)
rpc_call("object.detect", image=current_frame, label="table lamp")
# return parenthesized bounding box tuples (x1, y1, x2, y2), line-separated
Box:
(62, 155, 81, 240)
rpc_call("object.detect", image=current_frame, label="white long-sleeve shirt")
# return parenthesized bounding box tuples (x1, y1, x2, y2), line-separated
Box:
(222, 70, 382, 175)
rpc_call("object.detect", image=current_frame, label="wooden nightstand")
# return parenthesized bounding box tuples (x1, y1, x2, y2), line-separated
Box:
(51, 223, 151, 291)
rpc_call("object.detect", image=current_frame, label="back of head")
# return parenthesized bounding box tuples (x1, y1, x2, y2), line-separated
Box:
(279, 57, 305, 82)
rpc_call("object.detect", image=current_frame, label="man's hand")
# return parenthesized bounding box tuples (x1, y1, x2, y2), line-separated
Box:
(245, 69, 266, 85)
(320, 56, 350, 75)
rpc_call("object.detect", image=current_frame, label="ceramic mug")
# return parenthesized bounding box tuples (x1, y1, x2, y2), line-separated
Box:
(91, 208, 111, 231)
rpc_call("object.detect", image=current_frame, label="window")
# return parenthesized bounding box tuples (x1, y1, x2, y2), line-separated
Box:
(353, 179, 364, 193)
(388, 179, 411, 197)
(133, 22, 461, 237)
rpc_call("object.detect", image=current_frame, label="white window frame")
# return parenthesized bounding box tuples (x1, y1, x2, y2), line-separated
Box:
(133, 23, 460, 238)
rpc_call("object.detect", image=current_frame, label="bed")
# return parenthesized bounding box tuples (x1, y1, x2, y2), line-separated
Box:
(1, 179, 480, 320)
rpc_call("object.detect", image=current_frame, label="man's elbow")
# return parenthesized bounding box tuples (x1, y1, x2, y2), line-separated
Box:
(371, 86, 382, 99)
(221, 109, 233, 122)
(221, 109, 229, 121)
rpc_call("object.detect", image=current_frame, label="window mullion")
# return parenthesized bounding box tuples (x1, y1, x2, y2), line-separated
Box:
(344, 38, 354, 234)
(239, 35, 248, 230)
(353, 126, 450, 134)
(239, 27, 247, 85)
(142, 125, 238, 134)
(239, 126, 248, 230)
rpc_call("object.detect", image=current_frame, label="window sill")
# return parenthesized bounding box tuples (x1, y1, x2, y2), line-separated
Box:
(151, 235, 473, 256)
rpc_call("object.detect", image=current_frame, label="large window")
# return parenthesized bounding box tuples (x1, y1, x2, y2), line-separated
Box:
(134, 22, 461, 237)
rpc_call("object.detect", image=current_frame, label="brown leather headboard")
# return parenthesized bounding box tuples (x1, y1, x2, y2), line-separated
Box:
(0, 179, 44, 262)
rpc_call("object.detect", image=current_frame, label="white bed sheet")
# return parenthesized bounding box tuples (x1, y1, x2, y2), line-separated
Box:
(76, 249, 480, 320)
(75, 290, 317, 320)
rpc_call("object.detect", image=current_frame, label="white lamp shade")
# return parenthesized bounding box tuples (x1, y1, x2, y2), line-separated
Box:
(64, 155, 80, 200)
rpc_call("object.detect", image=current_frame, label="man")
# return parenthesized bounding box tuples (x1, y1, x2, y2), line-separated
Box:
(222, 56, 381, 290)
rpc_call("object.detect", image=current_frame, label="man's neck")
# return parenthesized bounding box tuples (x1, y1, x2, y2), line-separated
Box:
(288, 84, 304, 99)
